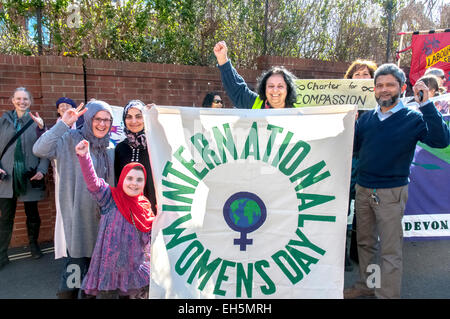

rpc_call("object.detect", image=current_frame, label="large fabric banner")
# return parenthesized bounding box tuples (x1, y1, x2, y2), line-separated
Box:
(145, 105, 356, 299)
(294, 79, 375, 110)
(409, 31, 450, 92)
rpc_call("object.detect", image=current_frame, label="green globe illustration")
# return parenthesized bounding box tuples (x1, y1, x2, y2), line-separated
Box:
(229, 198, 262, 228)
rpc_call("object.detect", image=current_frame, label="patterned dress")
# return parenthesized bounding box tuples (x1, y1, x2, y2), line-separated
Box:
(78, 154, 151, 296)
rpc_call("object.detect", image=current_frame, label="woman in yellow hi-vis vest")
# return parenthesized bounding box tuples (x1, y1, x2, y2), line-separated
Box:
(214, 41, 298, 109)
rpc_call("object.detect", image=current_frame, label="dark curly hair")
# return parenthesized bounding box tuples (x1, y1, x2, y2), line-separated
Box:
(256, 66, 298, 108)
(202, 91, 222, 107)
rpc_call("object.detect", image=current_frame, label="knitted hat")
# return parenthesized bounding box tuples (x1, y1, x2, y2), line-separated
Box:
(56, 97, 77, 109)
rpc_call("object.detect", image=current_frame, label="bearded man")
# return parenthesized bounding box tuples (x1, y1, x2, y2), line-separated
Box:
(344, 63, 450, 299)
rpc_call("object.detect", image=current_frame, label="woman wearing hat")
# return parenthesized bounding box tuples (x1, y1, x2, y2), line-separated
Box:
(52, 97, 81, 261)
(56, 97, 84, 129)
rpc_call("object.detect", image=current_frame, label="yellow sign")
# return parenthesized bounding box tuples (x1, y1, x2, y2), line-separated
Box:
(426, 44, 450, 68)
(294, 79, 376, 109)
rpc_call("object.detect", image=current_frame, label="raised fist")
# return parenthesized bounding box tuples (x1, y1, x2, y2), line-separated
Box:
(75, 139, 90, 157)
(213, 41, 229, 66)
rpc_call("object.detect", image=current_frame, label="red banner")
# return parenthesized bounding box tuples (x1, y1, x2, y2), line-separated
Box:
(409, 31, 450, 92)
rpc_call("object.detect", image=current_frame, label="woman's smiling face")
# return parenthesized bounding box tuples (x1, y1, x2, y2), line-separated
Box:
(91, 110, 112, 138)
(265, 74, 287, 108)
(122, 168, 146, 197)
(125, 107, 144, 133)
(12, 90, 31, 115)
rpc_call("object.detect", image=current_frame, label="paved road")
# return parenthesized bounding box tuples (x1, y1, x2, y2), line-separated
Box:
(0, 242, 62, 299)
(0, 239, 449, 299)
(344, 239, 450, 299)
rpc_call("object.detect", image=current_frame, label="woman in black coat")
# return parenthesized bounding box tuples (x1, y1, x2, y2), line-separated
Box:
(114, 100, 157, 213)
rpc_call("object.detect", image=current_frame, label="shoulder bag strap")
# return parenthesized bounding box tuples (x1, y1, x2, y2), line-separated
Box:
(0, 118, 34, 163)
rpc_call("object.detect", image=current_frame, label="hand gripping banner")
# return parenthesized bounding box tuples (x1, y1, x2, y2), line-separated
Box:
(144, 105, 356, 299)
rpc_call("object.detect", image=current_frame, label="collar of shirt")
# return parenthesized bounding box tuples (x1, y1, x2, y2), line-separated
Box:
(375, 99, 405, 121)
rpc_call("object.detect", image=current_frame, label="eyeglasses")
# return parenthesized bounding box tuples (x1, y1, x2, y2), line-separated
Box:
(213, 99, 223, 104)
(93, 117, 112, 124)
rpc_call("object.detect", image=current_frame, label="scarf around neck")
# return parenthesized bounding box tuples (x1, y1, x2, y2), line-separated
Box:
(110, 162, 154, 233)
(125, 129, 147, 149)
(12, 110, 29, 195)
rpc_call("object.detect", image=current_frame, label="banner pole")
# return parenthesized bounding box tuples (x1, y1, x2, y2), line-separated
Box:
(397, 28, 450, 36)
(397, 34, 404, 67)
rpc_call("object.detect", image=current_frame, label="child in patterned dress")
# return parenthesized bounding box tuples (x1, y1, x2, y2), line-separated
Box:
(75, 139, 155, 299)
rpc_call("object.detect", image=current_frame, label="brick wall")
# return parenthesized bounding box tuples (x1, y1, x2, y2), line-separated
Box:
(0, 54, 350, 249)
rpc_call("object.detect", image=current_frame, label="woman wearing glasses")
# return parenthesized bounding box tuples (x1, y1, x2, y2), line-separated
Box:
(114, 100, 157, 214)
(33, 100, 115, 299)
(201, 92, 224, 108)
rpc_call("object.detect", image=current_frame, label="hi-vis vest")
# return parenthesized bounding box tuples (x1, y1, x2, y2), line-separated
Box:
(252, 97, 296, 109)
(252, 96, 264, 109)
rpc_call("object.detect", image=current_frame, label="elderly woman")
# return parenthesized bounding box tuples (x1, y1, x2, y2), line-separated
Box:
(214, 41, 297, 109)
(114, 100, 157, 213)
(0, 87, 49, 270)
(33, 100, 115, 298)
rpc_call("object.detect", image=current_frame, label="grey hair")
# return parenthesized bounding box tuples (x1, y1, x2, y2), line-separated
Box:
(374, 63, 406, 87)
(12, 87, 33, 104)
(424, 67, 445, 78)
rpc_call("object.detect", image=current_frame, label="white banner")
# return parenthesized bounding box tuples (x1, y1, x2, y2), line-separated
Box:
(110, 105, 126, 145)
(403, 214, 450, 238)
(145, 105, 356, 299)
(294, 79, 375, 110)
